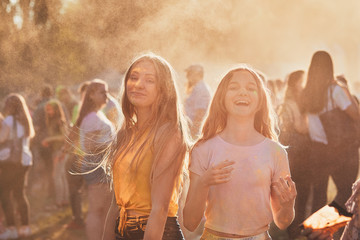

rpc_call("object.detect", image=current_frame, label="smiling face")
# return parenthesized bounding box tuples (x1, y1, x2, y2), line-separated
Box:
(224, 70, 260, 119)
(126, 60, 158, 112)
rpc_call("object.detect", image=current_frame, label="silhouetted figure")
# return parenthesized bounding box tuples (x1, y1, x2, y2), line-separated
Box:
(184, 64, 211, 140)
(301, 51, 360, 216)
(0, 94, 35, 239)
(279, 70, 311, 238)
(32, 84, 55, 198)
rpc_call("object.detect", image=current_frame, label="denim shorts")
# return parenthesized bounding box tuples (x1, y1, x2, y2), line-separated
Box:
(200, 229, 271, 240)
(115, 216, 184, 240)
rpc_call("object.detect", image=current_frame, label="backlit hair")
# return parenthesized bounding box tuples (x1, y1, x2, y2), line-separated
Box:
(74, 79, 107, 128)
(197, 64, 278, 146)
(302, 51, 334, 113)
(106, 53, 191, 183)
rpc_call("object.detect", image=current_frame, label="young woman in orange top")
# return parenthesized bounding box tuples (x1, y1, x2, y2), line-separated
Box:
(103, 53, 190, 240)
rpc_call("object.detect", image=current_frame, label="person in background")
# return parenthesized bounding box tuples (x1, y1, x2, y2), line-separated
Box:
(183, 65, 296, 240)
(56, 85, 78, 124)
(32, 84, 55, 198)
(75, 79, 114, 240)
(278, 70, 311, 238)
(42, 100, 69, 209)
(301, 51, 360, 216)
(102, 90, 123, 129)
(64, 81, 90, 229)
(102, 53, 190, 240)
(0, 94, 35, 239)
(184, 64, 211, 140)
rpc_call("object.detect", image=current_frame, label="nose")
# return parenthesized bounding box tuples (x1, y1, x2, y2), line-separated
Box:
(134, 78, 144, 89)
(238, 87, 248, 96)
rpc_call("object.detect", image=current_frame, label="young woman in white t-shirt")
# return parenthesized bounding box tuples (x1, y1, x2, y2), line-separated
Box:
(74, 79, 114, 240)
(0, 94, 35, 239)
(183, 65, 296, 239)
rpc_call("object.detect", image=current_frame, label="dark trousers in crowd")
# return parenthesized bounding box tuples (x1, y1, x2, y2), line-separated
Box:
(311, 142, 359, 212)
(0, 163, 30, 226)
(39, 145, 55, 198)
(286, 136, 312, 239)
(65, 153, 84, 225)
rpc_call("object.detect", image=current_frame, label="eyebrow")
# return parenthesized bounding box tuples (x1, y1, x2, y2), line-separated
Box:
(130, 71, 156, 77)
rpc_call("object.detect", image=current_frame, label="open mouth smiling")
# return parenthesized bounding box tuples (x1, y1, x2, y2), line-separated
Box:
(235, 100, 250, 106)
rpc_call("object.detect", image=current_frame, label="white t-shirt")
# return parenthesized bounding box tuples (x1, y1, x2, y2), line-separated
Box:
(189, 135, 290, 236)
(185, 80, 212, 122)
(308, 85, 352, 144)
(80, 111, 114, 152)
(0, 115, 32, 166)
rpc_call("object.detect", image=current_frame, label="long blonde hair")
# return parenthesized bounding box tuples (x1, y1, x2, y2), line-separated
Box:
(106, 53, 191, 183)
(197, 65, 278, 146)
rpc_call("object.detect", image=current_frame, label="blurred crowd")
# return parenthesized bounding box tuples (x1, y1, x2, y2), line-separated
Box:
(0, 50, 359, 240)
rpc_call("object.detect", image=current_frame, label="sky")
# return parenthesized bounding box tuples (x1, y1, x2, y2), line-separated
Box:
(92, 0, 360, 92)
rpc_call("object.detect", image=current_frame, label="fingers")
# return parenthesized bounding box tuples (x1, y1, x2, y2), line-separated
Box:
(213, 159, 235, 170)
(204, 160, 235, 186)
(272, 176, 297, 202)
(211, 166, 234, 184)
(285, 175, 297, 193)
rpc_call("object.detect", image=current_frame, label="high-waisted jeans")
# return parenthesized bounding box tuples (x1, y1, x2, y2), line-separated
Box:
(200, 229, 271, 240)
(115, 216, 184, 240)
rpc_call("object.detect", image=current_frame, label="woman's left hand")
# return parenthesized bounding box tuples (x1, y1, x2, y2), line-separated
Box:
(271, 175, 297, 207)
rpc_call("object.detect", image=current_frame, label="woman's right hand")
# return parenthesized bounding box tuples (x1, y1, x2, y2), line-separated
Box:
(200, 159, 235, 187)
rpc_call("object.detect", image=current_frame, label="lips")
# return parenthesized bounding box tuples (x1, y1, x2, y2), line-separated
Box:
(235, 100, 250, 106)
(128, 91, 146, 97)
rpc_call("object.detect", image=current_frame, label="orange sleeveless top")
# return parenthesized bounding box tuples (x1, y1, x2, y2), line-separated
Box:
(112, 134, 179, 234)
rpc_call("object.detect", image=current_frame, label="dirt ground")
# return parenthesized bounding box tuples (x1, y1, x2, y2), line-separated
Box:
(24, 183, 87, 240)
(10, 163, 334, 240)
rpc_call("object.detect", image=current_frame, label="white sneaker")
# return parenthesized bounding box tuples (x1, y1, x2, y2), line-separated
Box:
(18, 225, 31, 237)
(0, 227, 18, 240)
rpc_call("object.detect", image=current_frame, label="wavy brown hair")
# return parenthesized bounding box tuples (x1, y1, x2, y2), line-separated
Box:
(196, 65, 278, 146)
(105, 53, 191, 183)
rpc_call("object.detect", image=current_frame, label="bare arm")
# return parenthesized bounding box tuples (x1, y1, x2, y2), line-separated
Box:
(183, 160, 234, 231)
(340, 85, 360, 121)
(143, 131, 183, 240)
(182, 172, 209, 231)
(270, 176, 297, 230)
(0, 122, 10, 143)
(102, 194, 118, 240)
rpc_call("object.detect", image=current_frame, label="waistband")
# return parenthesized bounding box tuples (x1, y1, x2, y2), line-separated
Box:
(201, 229, 271, 240)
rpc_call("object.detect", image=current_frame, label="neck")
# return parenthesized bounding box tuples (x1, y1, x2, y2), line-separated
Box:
(221, 115, 262, 145)
(136, 107, 152, 129)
